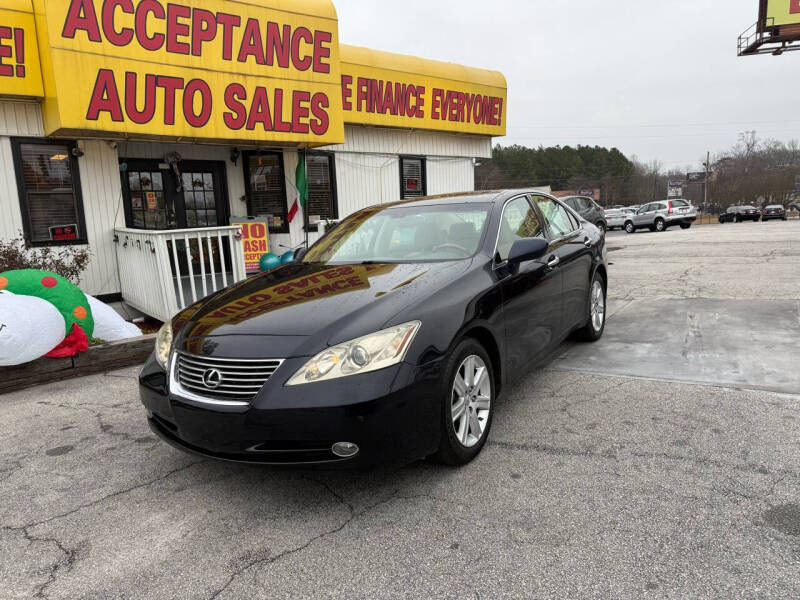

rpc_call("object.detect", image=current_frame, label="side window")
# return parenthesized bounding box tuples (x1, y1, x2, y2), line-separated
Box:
(496, 196, 544, 261)
(565, 198, 578, 210)
(533, 196, 576, 238)
(577, 197, 591, 211)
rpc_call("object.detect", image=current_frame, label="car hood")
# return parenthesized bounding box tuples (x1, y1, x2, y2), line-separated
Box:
(174, 260, 471, 358)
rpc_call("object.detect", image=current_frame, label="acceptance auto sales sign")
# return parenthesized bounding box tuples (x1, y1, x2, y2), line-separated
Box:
(34, 0, 345, 144)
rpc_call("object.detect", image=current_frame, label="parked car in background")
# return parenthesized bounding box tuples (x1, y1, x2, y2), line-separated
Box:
(718, 206, 761, 223)
(605, 207, 637, 230)
(624, 200, 697, 233)
(562, 196, 607, 232)
(761, 205, 787, 221)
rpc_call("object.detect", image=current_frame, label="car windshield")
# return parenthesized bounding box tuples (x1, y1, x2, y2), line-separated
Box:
(766, 205, 783, 209)
(303, 202, 491, 264)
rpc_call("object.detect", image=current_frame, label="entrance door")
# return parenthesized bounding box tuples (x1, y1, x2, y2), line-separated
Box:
(121, 159, 229, 230)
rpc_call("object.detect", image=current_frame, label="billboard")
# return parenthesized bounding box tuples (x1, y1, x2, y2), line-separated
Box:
(765, 0, 800, 27)
(0, 0, 43, 98)
(33, 0, 345, 145)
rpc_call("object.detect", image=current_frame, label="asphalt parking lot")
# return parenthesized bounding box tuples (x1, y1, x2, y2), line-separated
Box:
(2, 221, 799, 599)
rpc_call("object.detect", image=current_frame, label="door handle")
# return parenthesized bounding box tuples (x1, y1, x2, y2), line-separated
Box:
(547, 255, 560, 269)
(583, 237, 592, 248)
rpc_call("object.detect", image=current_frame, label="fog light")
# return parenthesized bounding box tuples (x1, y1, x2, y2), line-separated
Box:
(332, 442, 359, 458)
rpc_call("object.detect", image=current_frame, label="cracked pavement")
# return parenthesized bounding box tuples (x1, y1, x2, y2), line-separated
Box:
(2, 222, 799, 598)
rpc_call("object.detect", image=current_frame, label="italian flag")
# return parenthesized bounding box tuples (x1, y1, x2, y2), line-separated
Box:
(288, 152, 308, 224)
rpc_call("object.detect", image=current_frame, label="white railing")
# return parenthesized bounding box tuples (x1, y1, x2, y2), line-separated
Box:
(114, 226, 247, 322)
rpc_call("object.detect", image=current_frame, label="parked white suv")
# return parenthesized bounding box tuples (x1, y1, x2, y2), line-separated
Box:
(624, 200, 697, 233)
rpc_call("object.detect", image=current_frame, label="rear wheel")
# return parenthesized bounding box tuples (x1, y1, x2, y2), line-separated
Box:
(625, 222, 635, 234)
(432, 340, 495, 466)
(680, 224, 691, 230)
(655, 218, 666, 232)
(734, 215, 740, 223)
(575, 272, 606, 342)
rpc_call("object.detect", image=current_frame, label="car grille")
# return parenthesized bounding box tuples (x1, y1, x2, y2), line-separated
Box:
(174, 353, 284, 402)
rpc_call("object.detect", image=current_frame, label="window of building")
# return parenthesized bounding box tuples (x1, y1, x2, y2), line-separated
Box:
(400, 156, 426, 199)
(12, 139, 87, 246)
(305, 153, 338, 228)
(243, 151, 288, 233)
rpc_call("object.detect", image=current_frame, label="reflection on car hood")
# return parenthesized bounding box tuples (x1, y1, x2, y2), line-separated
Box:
(174, 261, 471, 355)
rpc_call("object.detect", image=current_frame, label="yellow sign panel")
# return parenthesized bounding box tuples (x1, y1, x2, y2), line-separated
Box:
(766, 0, 800, 27)
(340, 45, 507, 137)
(33, 0, 344, 145)
(232, 220, 270, 272)
(0, 0, 43, 98)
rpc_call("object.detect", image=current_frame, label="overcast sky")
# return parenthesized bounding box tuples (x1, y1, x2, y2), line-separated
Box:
(335, 0, 800, 172)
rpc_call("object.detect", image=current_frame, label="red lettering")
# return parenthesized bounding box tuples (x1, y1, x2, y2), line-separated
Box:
(217, 13, 240, 60)
(191, 9, 217, 57)
(246, 87, 273, 131)
(62, 0, 101, 42)
(356, 77, 368, 112)
(291, 27, 313, 71)
(310, 93, 329, 135)
(313, 30, 332, 73)
(341, 75, 353, 110)
(792, 0, 800, 13)
(183, 79, 212, 127)
(135, 0, 165, 51)
(0, 27, 11, 77)
(223, 83, 246, 129)
(292, 90, 310, 134)
(238, 18, 265, 64)
(265, 22, 290, 68)
(124, 71, 156, 124)
(86, 69, 123, 121)
(102, 0, 134, 46)
(273, 89, 291, 132)
(166, 4, 190, 55)
(414, 86, 425, 118)
(156, 75, 183, 125)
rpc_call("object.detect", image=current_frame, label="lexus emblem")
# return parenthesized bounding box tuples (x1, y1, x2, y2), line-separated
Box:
(202, 368, 223, 389)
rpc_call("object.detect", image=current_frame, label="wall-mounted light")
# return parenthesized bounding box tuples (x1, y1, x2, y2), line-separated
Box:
(230, 147, 241, 166)
(71, 147, 85, 158)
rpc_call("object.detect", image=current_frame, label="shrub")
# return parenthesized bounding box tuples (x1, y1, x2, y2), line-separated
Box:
(0, 233, 91, 284)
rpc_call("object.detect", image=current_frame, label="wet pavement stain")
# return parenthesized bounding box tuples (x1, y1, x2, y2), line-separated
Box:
(763, 504, 800, 536)
(46, 445, 74, 456)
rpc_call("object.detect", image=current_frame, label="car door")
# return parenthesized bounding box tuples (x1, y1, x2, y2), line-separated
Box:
(633, 203, 654, 226)
(533, 195, 593, 332)
(496, 195, 563, 372)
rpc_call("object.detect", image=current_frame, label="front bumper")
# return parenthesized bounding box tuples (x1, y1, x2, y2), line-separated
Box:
(139, 353, 444, 468)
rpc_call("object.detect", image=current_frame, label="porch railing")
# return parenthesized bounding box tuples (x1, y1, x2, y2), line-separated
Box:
(114, 226, 247, 322)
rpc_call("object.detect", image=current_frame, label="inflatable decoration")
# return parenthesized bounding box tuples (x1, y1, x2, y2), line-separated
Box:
(280, 250, 295, 264)
(0, 269, 142, 366)
(259, 253, 281, 272)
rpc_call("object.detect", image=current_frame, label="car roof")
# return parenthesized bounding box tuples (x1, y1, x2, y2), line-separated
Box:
(376, 189, 557, 209)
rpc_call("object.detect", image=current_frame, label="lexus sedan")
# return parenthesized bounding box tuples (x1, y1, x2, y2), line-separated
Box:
(140, 191, 608, 467)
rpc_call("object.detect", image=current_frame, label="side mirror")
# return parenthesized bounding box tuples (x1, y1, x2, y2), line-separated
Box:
(507, 238, 549, 264)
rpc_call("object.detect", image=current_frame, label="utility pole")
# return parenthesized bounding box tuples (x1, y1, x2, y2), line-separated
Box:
(703, 151, 710, 220)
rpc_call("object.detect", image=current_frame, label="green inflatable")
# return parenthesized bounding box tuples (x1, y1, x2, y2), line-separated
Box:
(0, 270, 94, 357)
(259, 253, 282, 272)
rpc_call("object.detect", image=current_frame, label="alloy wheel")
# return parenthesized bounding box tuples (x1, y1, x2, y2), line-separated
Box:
(591, 279, 605, 332)
(451, 355, 491, 448)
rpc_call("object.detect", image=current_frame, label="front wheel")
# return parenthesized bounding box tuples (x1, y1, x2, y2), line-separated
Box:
(574, 272, 606, 342)
(432, 340, 495, 466)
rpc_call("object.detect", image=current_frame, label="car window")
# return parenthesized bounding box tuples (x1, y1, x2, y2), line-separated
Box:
(671, 200, 689, 207)
(579, 197, 593, 210)
(496, 196, 544, 261)
(533, 196, 576, 238)
(564, 198, 578, 210)
(639, 204, 653, 213)
(727, 206, 737, 213)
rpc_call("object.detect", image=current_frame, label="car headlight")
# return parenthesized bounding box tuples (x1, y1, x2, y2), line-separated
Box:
(286, 321, 421, 386)
(155, 321, 173, 370)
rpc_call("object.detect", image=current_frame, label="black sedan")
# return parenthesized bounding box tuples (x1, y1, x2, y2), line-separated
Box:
(140, 191, 608, 467)
(761, 205, 788, 221)
(719, 205, 761, 223)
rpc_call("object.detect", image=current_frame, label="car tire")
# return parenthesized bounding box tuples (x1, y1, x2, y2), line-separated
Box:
(432, 339, 495, 466)
(655, 218, 666, 232)
(680, 224, 691, 229)
(574, 271, 606, 343)
(625, 222, 635, 234)
(734, 215, 739, 223)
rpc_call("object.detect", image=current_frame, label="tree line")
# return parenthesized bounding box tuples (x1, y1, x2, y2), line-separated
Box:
(476, 134, 800, 211)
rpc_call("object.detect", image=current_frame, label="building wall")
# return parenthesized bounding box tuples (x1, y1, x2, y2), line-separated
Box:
(1, 103, 490, 299)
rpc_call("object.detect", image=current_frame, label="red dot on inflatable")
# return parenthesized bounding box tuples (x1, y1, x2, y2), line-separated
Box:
(41, 276, 58, 288)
